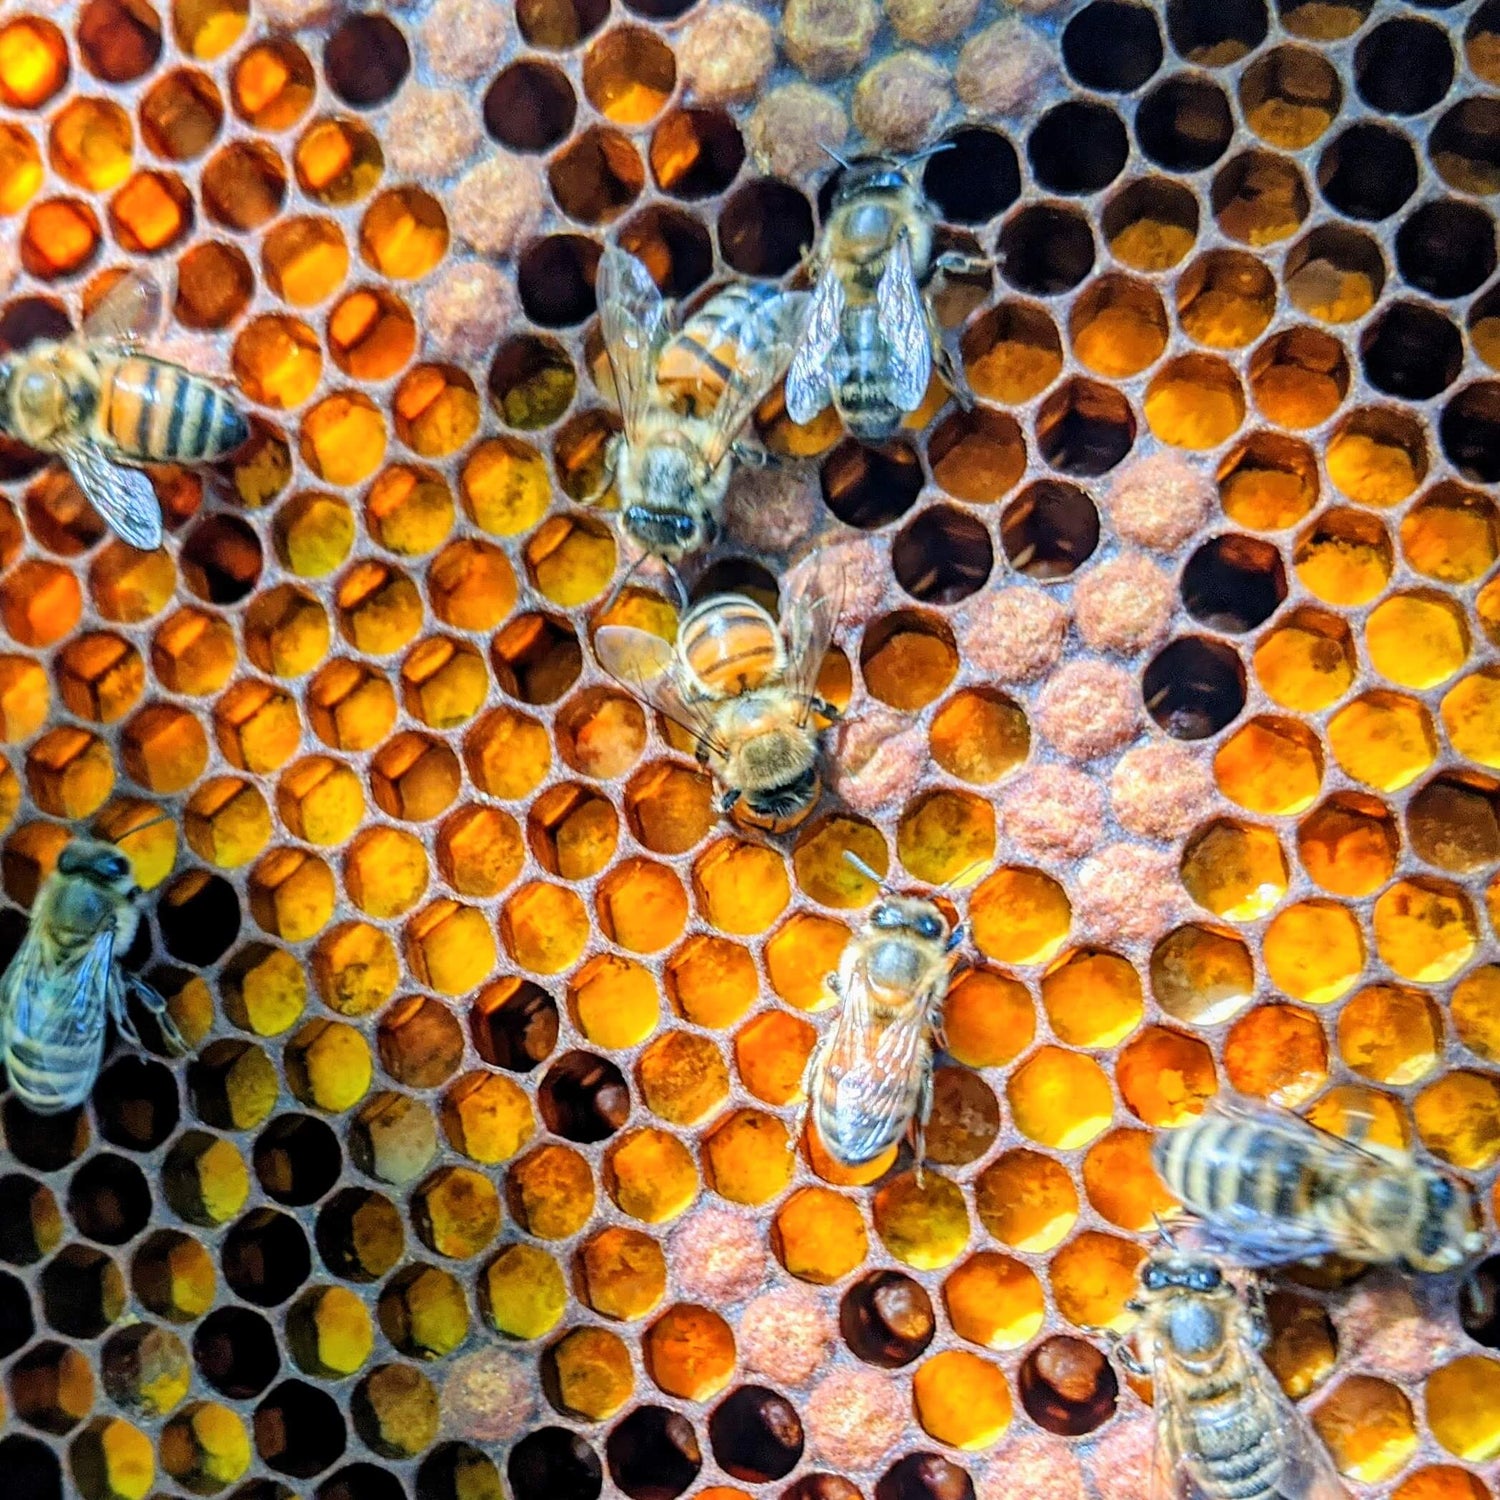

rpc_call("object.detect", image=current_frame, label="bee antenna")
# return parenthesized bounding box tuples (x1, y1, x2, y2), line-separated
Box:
(819, 144, 852, 169)
(902, 140, 957, 168)
(1152, 1212, 1179, 1250)
(939, 858, 989, 893)
(843, 850, 887, 888)
(109, 809, 175, 840)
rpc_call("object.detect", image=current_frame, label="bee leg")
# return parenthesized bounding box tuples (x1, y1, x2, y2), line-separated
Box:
(582, 434, 622, 507)
(1244, 1279, 1270, 1350)
(934, 250, 993, 278)
(129, 974, 190, 1056)
(792, 1037, 824, 1156)
(731, 437, 772, 468)
(929, 322, 977, 412)
(810, 696, 842, 722)
(108, 973, 144, 1048)
(911, 1065, 935, 1189)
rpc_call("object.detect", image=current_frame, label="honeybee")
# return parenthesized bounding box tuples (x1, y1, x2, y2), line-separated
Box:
(1115, 1249, 1348, 1500)
(785, 149, 982, 441)
(0, 269, 249, 551)
(592, 245, 808, 573)
(593, 556, 842, 832)
(797, 854, 963, 1179)
(0, 836, 187, 1115)
(1154, 1093, 1483, 1274)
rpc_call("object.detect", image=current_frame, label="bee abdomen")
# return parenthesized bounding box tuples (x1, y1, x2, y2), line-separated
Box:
(1186, 1389, 1284, 1500)
(1156, 1117, 1317, 1224)
(6, 1034, 100, 1113)
(679, 596, 781, 695)
(102, 357, 249, 463)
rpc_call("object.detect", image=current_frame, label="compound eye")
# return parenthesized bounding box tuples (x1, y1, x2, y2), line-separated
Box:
(872, 905, 903, 930)
(97, 852, 130, 880)
(916, 914, 943, 941)
(1429, 1177, 1455, 1209)
(1142, 1264, 1167, 1291)
(1190, 1266, 1222, 1291)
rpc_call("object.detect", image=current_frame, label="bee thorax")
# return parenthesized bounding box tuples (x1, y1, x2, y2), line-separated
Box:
(1165, 1298, 1228, 1358)
(866, 939, 926, 992)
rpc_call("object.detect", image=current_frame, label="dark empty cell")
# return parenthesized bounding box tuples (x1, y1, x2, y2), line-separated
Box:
(1167, 0, 1268, 64)
(690, 558, 780, 611)
(649, 108, 745, 198)
(719, 181, 815, 278)
(1354, 18, 1453, 115)
(0, 1270, 34, 1357)
(1360, 303, 1463, 400)
(158, 871, 239, 965)
(1136, 77, 1233, 171)
(11, 1341, 89, 1437)
(3, 1098, 89, 1172)
(471, 980, 559, 1071)
(255, 1380, 347, 1479)
(1036, 379, 1135, 476)
(78, 0, 162, 81)
(539, 1051, 629, 1142)
(195, 1306, 281, 1399)
(1063, 1, 1163, 90)
(892, 507, 992, 604)
(0, 297, 71, 355)
(922, 129, 1021, 225)
(181, 514, 263, 604)
(222, 1209, 312, 1306)
(1000, 481, 1100, 580)
(607, 1406, 702, 1500)
(1213, 154, 1307, 245)
(1181, 535, 1287, 632)
(1317, 124, 1418, 221)
(1461, 1255, 1500, 1347)
(319, 1465, 406, 1500)
(997, 205, 1094, 295)
(254, 1114, 343, 1205)
(316, 1189, 404, 1283)
(419, 1444, 503, 1500)
(550, 127, 646, 225)
(620, 207, 714, 298)
(485, 61, 577, 151)
(1144, 637, 1247, 739)
(0, 1175, 60, 1265)
(0, 1437, 61, 1500)
(840, 1271, 936, 1367)
(820, 439, 924, 529)
(1019, 1336, 1119, 1436)
(230, 1486, 298, 1500)
(710, 1387, 804, 1483)
(1430, 100, 1500, 197)
(1441, 384, 1500, 485)
(876, 1453, 976, 1500)
(622, 0, 696, 18)
(518, 235, 601, 327)
(1028, 103, 1129, 195)
(93, 1056, 179, 1151)
(1397, 201, 1498, 300)
(1407, 774, 1500, 872)
(323, 14, 409, 107)
(518, 0, 610, 45)
(67, 1153, 151, 1245)
(40, 1243, 123, 1337)
(511, 1429, 604, 1500)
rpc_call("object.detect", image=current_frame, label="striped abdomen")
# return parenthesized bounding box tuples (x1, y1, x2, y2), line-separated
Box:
(1176, 1365, 1284, 1500)
(834, 304, 910, 438)
(6, 1022, 107, 1114)
(97, 355, 249, 463)
(1156, 1113, 1326, 1227)
(679, 595, 783, 697)
(659, 285, 798, 411)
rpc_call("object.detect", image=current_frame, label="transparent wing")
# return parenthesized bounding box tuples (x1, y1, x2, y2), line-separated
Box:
(1147, 1361, 1198, 1500)
(876, 233, 933, 414)
(61, 441, 163, 551)
(593, 624, 728, 757)
(81, 268, 167, 347)
(1256, 1361, 1351, 1500)
(781, 551, 845, 719)
(698, 290, 809, 472)
(596, 246, 671, 443)
(1173, 1214, 1346, 1270)
(819, 960, 931, 1162)
(783, 271, 844, 426)
(3, 925, 113, 1050)
(1210, 1090, 1403, 1168)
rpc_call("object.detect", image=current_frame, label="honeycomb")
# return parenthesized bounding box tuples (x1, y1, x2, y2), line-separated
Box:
(0, 0, 1498, 1497)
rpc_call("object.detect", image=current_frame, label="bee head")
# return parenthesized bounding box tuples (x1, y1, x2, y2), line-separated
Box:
(1141, 1252, 1225, 1297)
(742, 763, 820, 828)
(833, 158, 913, 203)
(58, 838, 135, 890)
(870, 895, 949, 946)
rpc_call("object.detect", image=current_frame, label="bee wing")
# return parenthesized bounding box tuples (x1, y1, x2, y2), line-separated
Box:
(783, 270, 844, 426)
(697, 290, 810, 472)
(782, 551, 844, 721)
(821, 959, 931, 1162)
(61, 441, 164, 551)
(1209, 1090, 1402, 1165)
(597, 246, 672, 444)
(1258, 1370, 1352, 1500)
(80, 267, 168, 348)
(593, 623, 729, 758)
(876, 232, 933, 414)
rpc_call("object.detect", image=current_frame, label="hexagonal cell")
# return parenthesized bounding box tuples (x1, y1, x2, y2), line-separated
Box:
(1083, 1128, 1179, 1232)
(643, 1304, 734, 1403)
(506, 1145, 597, 1242)
(471, 977, 559, 1073)
(771, 1186, 868, 1285)
(132, 1229, 216, 1323)
(547, 1326, 635, 1422)
(1294, 506, 1394, 607)
(1408, 769, 1500, 870)
(1366, 591, 1469, 690)
(704, 1109, 793, 1206)
(1051, 1231, 1145, 1333)
(1180, 818, 1289, 922)
(315, 1189, 405, 1284)
(693, 838, 792, 936)
(1442, 668, 1500, 771)
(1263, 898, 1366, 1004)
(9, 1339, 94, 1434)
(1214, 715, 1324, 815)
(1018, 1336, 1118, 1437)
(1144, 637, 1247, 741)
(411, 1166, 501, 1261)
(971, 867, 1071, 967)
(1039, 948, 1142, 1049)
(604, 1128, 698, 1225)
(377, 1264, 468, 1362)
(286, 1286, 375, 1379)
(1222, 1004, 1329, 1106)
(502, 881, 591, 975)
(1254, 607, 1355, 712)
(1117, 1026, 1217, 1126)
(1312, 1374, 1419, 1482)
